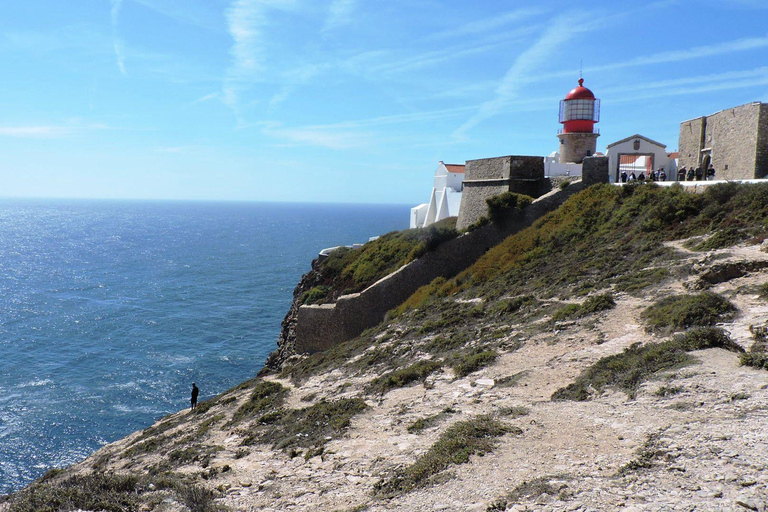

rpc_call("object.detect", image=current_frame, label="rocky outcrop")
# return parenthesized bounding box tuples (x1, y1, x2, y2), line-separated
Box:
(261, 260, 323, 373)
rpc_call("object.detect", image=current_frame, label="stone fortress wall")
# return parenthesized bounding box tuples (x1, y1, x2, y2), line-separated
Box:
(294, 156, 610, 353)
(679, 102, 768, 180)
(456, 155, 549, 231)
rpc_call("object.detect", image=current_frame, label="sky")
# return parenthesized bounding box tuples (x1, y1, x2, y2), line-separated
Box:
(0, 0, 767, 204)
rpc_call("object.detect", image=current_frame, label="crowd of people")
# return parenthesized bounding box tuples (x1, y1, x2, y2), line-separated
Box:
(619, 164, 716, 183)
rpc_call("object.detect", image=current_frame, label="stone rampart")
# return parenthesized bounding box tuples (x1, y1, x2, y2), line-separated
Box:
(295, 181, 587, 353)
(679, 102, 768, 180)
(581, 155, 609, 186)
(756, 103, 768, 178)
(456, 155, 546, 231)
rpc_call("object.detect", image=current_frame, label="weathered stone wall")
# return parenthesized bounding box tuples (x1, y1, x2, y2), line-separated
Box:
(294, 182, 586, 354)
(678, 117, 704, 171)
(456, 182, 509, 231)
(557, 132, 599, 164)
(679, 103, 768, 180)
(756, 104, 768, 179)
(581, 155, 609, 186)
(456, 156, 545, 231)
(705, 103, 760, 180)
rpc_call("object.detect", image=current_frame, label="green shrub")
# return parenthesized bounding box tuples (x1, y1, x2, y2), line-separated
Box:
(486, 192, 533, 224)
(653, 385, 683, 397)
(740, 339, 768, 370)
(229, 380, 288, 425)
(492, 295, 538, 315)
(552, 293, 615, 322)
(367, 360, 442, 394)
(580, 293, 616, 315)
(4, 473, 221, 512)
(301, 285, 331, 305)
(267, 398, 368, 453)
(614, 268, 670, 294)
(551, 303, 581, 322)
(641, 292, 736, 334)
(450, 350, 498, 378)
(374, 415, 517, 496)
(688, 227, 747, 251)
(552, 327, 741, 401)
(406, 407, 458, 434)
(672, 326, 744, 353)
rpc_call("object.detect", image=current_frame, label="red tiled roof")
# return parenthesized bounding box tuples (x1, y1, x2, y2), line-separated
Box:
(445, 164, 465, 174)
(667, 152, 680, 159)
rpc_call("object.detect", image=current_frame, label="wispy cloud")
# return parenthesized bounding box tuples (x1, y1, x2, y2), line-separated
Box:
(111, 0, 127, 75)
(591, 34, 768, 73)
(342, 25, 538, 79)
(426, 7, 546, 41)
(605, 66, 768, 102)
(130, 0, 222, 31)
(262, 124, 371, 149)
(323, 0, 356, 33)
(223, 0, 297, 117)
(260, 104, 476, 148)
(454, 13, 591, 139)
(0, 122, 110, 138)
(192, 92, 220, 104)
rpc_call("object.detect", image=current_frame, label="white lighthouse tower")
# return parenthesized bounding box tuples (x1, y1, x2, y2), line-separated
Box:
(557, 78, 600, 164)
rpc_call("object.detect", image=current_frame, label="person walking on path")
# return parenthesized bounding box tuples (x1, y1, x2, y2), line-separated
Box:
(191, 382, 199, 410)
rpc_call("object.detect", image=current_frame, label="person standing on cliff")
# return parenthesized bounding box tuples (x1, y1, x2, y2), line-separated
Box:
(191, 382, 199, 410)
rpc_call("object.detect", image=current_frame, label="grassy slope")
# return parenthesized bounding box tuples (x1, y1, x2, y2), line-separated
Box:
(10, 182, 768, 510)
(300, 217, 458, 305)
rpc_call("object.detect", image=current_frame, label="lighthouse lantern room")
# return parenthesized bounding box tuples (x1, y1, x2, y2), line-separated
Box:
(557, 78, 600, 164)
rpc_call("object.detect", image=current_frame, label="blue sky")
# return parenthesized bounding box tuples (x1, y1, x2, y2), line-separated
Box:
(1, 0, 767, 204)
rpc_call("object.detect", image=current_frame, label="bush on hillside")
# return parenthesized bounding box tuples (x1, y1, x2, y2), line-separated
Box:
(641, 292, 736, 335)
(552, 327, 741, 401)
(486, 192, 533, 224)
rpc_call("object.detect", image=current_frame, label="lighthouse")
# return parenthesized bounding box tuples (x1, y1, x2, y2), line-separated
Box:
(557, 78, 600, 164)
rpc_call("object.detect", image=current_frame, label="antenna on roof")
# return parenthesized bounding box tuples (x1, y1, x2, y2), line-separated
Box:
(579, 60, 583, 79)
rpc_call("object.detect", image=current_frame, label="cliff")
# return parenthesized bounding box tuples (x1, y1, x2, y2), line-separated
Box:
(5, 182, 768, 512)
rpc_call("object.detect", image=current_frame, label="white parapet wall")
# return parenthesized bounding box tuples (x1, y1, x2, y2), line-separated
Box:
(544, 156, 582, 177)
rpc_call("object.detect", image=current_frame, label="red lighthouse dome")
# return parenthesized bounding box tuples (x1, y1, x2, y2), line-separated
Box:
(559, 78, 600, 133)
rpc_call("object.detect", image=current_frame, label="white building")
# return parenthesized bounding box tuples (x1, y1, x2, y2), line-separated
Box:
(410, 161, 465, 229)
(606, 134, 678, 182)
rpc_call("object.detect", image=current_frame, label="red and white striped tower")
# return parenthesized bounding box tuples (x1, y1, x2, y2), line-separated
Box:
(557, 78, 600, 163)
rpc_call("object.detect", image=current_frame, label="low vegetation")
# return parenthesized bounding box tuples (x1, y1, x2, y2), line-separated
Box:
(449, 348, 498, 378)
(245, 398, 368, 459)
(685, 227, 749, 251)
(3, 472, 222, 512)
(552, 327, 742, 401)
(374, 415, 518, 497)
(466, 192, 533, 231)
(228, 380, 288, 426)
(618, 431, 667, 475)
(301, 218, 458, 304)
(366, 360, 443, 395)
(406, 407, 458, 434)
(488, 476, 570, 510)
(641, 292, 736, 334)
(552, 292, 615, 322)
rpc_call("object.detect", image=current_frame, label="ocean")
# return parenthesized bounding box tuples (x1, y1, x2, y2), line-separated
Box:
(0, 198, 407, 493)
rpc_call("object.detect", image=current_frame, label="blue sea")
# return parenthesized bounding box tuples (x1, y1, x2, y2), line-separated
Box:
(0, 198, 407, 493)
